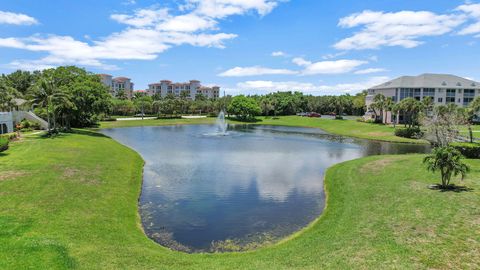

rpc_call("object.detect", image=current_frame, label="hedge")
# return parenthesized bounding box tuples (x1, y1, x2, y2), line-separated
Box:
(451, 142, 480, 159)
(394, 127, 424, 139)
(0, 137, 8, 152)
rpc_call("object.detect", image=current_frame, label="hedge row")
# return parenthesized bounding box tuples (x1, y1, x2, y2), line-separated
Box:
(450, 142, 480, 159)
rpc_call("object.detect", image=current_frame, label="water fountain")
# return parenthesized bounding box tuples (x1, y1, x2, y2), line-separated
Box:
(216, 110, 228, 135)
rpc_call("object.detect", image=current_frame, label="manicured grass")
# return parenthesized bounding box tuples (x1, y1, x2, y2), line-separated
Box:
(1, 132, 478, 269)
(461, 125, 480, 139)
(256, 116, 427, 143)
(99, 116, 427, 144)
(99, 117, 216, 129)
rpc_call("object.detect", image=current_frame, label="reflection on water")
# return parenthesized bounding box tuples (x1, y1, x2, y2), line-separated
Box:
(101, 125, 429, 252)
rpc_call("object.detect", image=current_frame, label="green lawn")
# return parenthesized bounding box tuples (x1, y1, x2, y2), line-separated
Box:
(99, 116, 427, 144)
(461, 125, 480, 139)
(99, 117, 216, 128)
(1, 132, 478, 269)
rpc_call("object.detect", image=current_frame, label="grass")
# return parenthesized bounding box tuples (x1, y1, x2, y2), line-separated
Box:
(1, 131, 478, 269)
(99, 117, 216, 129)
(99, 115, 427, 144)
(460, 125, 480, 139)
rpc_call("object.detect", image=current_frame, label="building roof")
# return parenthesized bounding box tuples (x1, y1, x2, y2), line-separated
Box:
(97, 73, 112, 77)
(113, 77, 130, 82)
(370, 73, 480, 90)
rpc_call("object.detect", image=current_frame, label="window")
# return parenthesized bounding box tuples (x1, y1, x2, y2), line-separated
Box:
(464, 89, 475, 106)
(0, 123, 7, 134)
(446, 89, 456, 103)
(438, 97, 443, 103)
(423, 88, 435, 99)
(399, 88, 414, 100)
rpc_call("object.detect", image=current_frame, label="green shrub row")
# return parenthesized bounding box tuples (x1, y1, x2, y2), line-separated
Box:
(0, 137, 9, 152)
(450, 142, 480, 159)
(394, 127, 424, 139)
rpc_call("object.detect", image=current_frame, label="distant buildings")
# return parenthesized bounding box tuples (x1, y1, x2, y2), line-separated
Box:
(365, 73, 480, 123)
(98, 74, 134, 99)
(147, 80, 220, 100)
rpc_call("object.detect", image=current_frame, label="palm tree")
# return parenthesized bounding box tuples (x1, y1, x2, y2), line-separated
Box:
(423, 146, 470, 189)
(383, 97, 394, 124)
(0, 83, 18, 112)
(370, 94, 386, 123)
(29, 77, 70, 131)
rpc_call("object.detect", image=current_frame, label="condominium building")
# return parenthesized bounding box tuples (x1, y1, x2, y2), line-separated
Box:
(98, 74, 134, 99)
(365, 73, 480, 123)
(147, 80, 220, 100)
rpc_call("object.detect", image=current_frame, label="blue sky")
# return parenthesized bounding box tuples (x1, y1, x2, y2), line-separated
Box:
(0, 0, 480, 95)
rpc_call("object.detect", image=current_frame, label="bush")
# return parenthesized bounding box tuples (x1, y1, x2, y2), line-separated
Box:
(450, 142, 480, 159)
(335, 115, 344, 120)
(395, 127, 423, 139)
(101, 117, 117, 122)
(16, 119, 41, 131)
(0, 137, 9, 152)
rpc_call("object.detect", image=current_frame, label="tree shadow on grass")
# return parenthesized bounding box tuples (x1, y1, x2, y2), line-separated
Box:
(37, 129, 108, 139)
(71, 129, 109, 138)
(428, 184, 474, 193)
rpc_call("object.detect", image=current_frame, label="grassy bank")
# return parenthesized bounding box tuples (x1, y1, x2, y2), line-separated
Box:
(1, 132, 478, 269)
(99, 116, 426, 144)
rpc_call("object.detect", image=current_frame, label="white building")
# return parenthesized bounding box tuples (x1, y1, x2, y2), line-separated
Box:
(0, 99, 48, 134)
(98, 74, 134, 99)
(147, 80, 220, 100)
(365, 74, 480, 123)
(0, 112, 13, 134)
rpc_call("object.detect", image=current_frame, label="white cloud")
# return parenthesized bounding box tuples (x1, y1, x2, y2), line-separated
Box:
(110, 8, 169, 27)
(234, 76, 389, 95)
(293, 57, 368, 75)
(122, 0, 136, 5)
(292, 57, 311, 66)
(457, 3, 480, 36)
(218, 66, 297, 77)
(334, 10, 465, 50)
(0, 1, 282, 70)
(354, 67, 387, 74)
(321, 51, 346, 60)
(0, 10, 38, 25)
(271, 51, 286, 57)
(184, 0, 279, 18)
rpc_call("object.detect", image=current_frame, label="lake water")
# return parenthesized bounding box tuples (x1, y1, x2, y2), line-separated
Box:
(101, 125, 430, 252)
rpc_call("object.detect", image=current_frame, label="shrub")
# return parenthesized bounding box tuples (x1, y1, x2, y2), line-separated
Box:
(450, 142, 480, 159)
(395, 127, 423, 139)
(0, 137, 9, 152)
(16, 119, 41, 131)
(335, 115, 344, 120)
(101, 117, 117, 122)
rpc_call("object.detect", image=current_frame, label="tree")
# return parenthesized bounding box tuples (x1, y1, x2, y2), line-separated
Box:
(4, 70, 35, 96)
(227, 95, 261, 121)
(116, 90, 128, 100)
(397, 97, 422, 128)
(465, 96, 480, 142)
(370, 94, 386, 123)
(421, 105, 463, 146)
(0, 78, 19, 111)
(423, 146, 470, 189)
(259, 97, 274, 116)
(29, 76, 70, 131)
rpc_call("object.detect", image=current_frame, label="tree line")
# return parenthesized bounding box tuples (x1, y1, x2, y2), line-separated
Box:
(111, 91, 368, 119)
(1, 66, 368, 131)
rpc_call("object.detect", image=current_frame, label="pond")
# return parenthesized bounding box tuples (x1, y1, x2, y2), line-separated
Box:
(101, 125, 430, 253)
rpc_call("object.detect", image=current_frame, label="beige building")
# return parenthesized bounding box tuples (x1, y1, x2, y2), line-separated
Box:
(365, 73, 480, 123)
(147, 80, 220, 100)
(98, 74, 134, 99)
